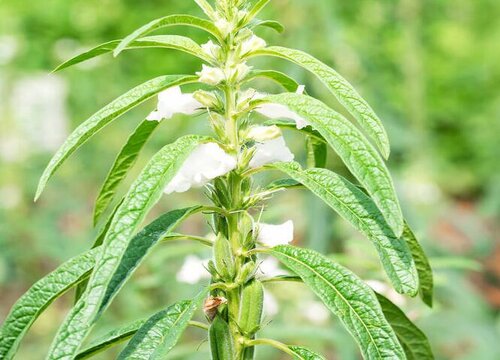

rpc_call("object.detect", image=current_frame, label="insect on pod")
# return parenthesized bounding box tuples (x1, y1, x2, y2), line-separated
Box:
(204, 296, 228, 321)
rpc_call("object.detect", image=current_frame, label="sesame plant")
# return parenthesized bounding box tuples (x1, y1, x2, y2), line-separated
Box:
(0, 0, 435, 359)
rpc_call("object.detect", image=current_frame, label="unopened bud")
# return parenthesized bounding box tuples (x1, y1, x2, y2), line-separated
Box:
(246, 125, 282, 142)
(197, 64, 226, 85)
(193, 90, 221, 109)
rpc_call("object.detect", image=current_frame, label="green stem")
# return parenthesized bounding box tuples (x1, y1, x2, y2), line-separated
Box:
(188, 321, 210, 331)
(161, 234, 214, 247)
(244, 338, 296, 357)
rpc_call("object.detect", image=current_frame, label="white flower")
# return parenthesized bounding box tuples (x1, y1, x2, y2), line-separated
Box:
(201, 40, 221, 60)
(240, 35, 267, 56)
(257, 220, 294, 247)
(255, 85, 310, 129)
(228, 62, 251, 83)
(215, 18, 233, 38)
(165, 143, 237, 194)
(246, 125, 281, 142)
(147, 86, 203, 121)
(263, 290, 279, 316)
(301, 301, 330, 325)
(176, 255, 210, 284)
(197, 64, 226, 85)
(249, 136, 294, 168)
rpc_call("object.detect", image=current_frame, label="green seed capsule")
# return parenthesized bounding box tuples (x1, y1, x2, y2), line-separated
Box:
(238, 280, 264, 336)
(209, 315, 235, 360)
(213, 233, 235, 281)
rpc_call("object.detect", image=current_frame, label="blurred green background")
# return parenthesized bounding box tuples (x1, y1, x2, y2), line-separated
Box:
(1, 0, 499, 359)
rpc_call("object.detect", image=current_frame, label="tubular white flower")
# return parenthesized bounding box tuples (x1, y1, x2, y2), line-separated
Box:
(257, 220, 294, 247)
(257, 257, 287, 278)
(215, 18, 233, 38)
(366, 280, 406, 307)
(249, 136, 294, 168)
(197, 64, 226, 85)
(201, 40, 221, 60)
(176, 255, 210, 284)
(228, 62, 251, 83)
(263, 290, 279, 316)
(165, 143, 236, 194)
(301, 301, 330, 325)
(255, 85, 311, 129)
(147, 86, 203, 121)
(240, 35, 267, 56)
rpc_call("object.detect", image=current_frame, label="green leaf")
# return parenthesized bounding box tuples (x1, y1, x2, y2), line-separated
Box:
(288, 345, 326, 360)
(194, 0, 215, 18)
(264, 93, 404, 237)
(93, 119, 159, 225)
(252, 46, 391, 159)
(306, 136, 327, 168)
(251, 19, 285, 33)
(265, 178, 302, 192)
(246, 0, 272, 22)
(270, 245, 406, 360)
(0, 249, 98, 360)
(76, 319, 145, 360)
(117, 292, 207, 359)
(246, 70, 300, 92)
(114, 14, 219, 57)
(376, 293, 434, 360)
(46, 136, 206, 359)
(270, 162, 417, 295)
(35, 75, 197, 200)
(403, 225, 434, 307)
(55, 35, 210, 72)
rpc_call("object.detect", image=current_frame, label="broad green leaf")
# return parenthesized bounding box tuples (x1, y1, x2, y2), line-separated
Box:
(264, 93, 404, 237)
(0, 249, 98, 360)
(114, 14, 219, 57)
(246, 0, 272, 22)
(251, 19, 285, 33)
(246, 70, 300, 92)
(376, 293, 434, 360)
(252, 46, 391, 159)
(403, 225, 434, 307)
(270, 162, 418, 295)
(265, 178, 302, 192)
(270, 245, 406, 360)
(93, 119, 159, 225)
(47, 136, 206, 359)
(35, 75, 197, 200)
(306, 136, 327, 168)
(76, 319, 145, 360)
(55, 35, 210, 72)
(289, 345, 326, 360)
(117, 291, 207, 359)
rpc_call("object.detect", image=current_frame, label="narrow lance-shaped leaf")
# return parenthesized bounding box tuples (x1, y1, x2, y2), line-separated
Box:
(246, 0, 272, 22)
(403, 225, 434, 307)
(93, 119, 160, 225)
(114, 14, 219, 57)
(270, 162, 418, 296)
(0, 249, 99, 360)
(264, 93, 404, 237)
(288, 346, 326, 360)
(250, 19, 285, 33)
(194, 0, 215, 19)
(252, 46, 391, 159)
(55, 35, 210, 72)
(46, 136, 207, 359)
(76, 319, 145, 360)
(246, 70, 301, 92)
(306, 137, 327, 168)
(270, 245, 406, 360)
(117, 291, 207, 359)
(376, 293, 434, 360)
(35, 75, 197, 200)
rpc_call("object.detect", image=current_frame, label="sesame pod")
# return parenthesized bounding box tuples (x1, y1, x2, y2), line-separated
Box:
(235, 261, 256, 285)
(209, 315, 235, 360)
(238, 280, 264, 336)
(213, 233, 236, 281)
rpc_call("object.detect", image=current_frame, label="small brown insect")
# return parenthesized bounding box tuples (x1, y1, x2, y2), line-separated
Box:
(203, 296, 227, 321)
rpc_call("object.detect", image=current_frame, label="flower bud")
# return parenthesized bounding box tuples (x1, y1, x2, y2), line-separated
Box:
(228, 62, 251, 83)
(197, 64, 226, 85)
(193, 90, 221, 109)
(240, 35, 267, 56)
(215, 17, 234, 38)
(246, 125, 282, 142)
